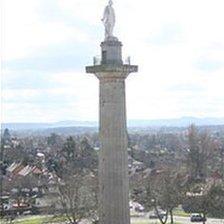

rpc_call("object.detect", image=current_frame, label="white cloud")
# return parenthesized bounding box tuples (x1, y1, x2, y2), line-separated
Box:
(2, 0, 224, 122)
(2, 0, 90, 60)
(1, 70, 99, 122)
(57, 0, 105, 25)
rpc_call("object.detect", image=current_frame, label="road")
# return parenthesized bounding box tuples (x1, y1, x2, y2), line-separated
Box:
(131, 214, 224, 224)
(174, 216, 224, 224)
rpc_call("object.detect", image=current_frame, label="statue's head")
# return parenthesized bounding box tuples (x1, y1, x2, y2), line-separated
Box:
(109, 0, 113, 6)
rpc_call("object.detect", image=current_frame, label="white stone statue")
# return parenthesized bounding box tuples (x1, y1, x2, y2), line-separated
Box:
(101, 0, 115, 40)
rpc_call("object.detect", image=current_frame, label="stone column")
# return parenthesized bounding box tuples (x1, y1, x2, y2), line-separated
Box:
(86, 39, 138, 224)
(99, 73, 129, 224)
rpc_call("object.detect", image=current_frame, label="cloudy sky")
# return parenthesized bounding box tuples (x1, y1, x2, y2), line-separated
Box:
(1, 0, 224, 123)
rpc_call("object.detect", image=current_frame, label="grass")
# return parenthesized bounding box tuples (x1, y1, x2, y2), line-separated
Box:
(0, 216, 48, 224)
(132, 222, 182, 224)
(0, 215, 68, 224)
(131, 219, 149, 224)
(173, 208, 190, 217)
(131, 217, 182, 224)
(1, 215, 187, 224)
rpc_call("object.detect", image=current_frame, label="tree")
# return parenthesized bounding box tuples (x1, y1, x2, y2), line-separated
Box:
(47, 133, 62, 146)
(206, 183, 224, 218)
(183, 183, 209, 224)
(57, 173, 97, 224)
(49, 137, 98, 224)
(132, 168, 186, 224)
(1, 130, 11, 218)
(2, 129, 11, 145)
(184, 125, 224, 221)
(215, 138, 224, 180)
(187, 125, 214, 182)
(151, 170, 185, 224)
(183, 182, 224, 222)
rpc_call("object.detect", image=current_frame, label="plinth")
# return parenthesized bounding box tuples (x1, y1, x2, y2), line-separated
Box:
(86, 37, 138, 224)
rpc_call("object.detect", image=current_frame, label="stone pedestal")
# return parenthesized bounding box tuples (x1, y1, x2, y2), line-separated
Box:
(86, 38, 138, 224)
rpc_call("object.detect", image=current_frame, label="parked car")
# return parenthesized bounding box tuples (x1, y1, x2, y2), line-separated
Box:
(22, 210, 32, 215)
(190, 213, 206, 222)
(135, 205, 144, 212)
(149, 210, 166, 219)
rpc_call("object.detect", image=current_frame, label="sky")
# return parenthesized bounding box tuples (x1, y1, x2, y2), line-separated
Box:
(1, 0, 224, 123)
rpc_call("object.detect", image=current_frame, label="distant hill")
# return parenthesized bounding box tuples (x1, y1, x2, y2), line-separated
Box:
(1, 121, 97, 130)
(1, 117, 224, 131)
(127, 117, 224, 127)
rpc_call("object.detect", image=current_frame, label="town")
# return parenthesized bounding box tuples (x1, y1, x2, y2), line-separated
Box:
(1, 124, 224, 224)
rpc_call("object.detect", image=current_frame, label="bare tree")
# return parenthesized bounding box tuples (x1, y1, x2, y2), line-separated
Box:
(187, 125, 214, 182)
(56, 172, 97, 224)
(132, 168, 186, 224)
(48, 136, 98, 224)
(183, 182, 224, 223)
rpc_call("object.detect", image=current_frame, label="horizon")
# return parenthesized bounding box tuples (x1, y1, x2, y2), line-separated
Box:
(2, 116, 224, 125)
(2, 0, 224, 123)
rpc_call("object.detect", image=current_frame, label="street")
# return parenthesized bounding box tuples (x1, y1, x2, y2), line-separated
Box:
(131, 214, 224, 224)
(174, 216, 224, 224)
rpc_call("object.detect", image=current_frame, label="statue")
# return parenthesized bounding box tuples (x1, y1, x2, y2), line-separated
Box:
(101, 0, 115, 40)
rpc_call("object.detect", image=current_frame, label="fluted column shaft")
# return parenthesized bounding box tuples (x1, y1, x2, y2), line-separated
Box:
(98, 74, 130, 224)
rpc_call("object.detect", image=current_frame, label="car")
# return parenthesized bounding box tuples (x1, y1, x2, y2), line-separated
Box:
(135, 204, 145, 212)
(149, 210, 166, 219)
(23, 210, 32, 215)
(190, 213, 207, 222)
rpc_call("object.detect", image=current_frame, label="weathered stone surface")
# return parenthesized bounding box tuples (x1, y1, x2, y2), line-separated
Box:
(101, 40, 123, 65)
(86, 64, 138, 74)
(86, 38, 138, 224)
(99, 77, 130, 224)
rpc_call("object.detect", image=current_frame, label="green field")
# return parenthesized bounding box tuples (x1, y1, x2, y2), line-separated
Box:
(131, 217, 182, 224)
(0, 215, 66, 224)
(172, 209, 190, 217)
(1, 216, 183, 224)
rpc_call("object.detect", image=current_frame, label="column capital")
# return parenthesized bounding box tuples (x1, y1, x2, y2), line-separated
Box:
(86, 64, 138, 80)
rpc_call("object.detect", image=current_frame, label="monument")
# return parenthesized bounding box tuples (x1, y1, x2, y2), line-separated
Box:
(86, 1, 138, 224)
